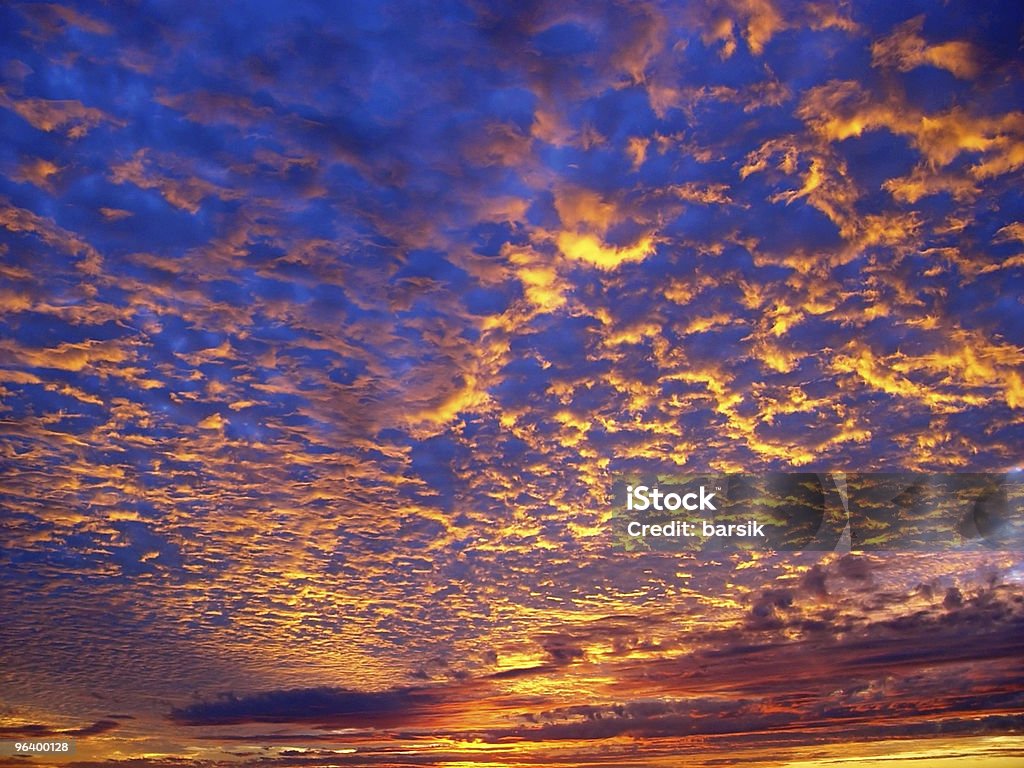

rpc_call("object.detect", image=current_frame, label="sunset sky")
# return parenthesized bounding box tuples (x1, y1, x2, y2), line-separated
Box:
(1, 1, 1023, 766)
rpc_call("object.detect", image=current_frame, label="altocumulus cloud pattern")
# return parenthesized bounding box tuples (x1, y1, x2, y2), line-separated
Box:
(1, 1, 1023, 766)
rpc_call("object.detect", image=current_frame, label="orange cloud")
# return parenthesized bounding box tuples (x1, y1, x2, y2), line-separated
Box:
(110, 149, 246, 213)
(99, 207, 134, 220)
(797, 80, 1024, 171)
(18, 3, 114, 37)
(552, 187, 657, 270)
(0, 89, 123, 138)
(507, 245, 567, 314)
(556, 230, 656, 271)
(626, 136, 649, 170)
(11, 157, 61, 191)
(882, 164, 980, 203)
(0, 198, 103, 274)
(872, 16, 979, 80)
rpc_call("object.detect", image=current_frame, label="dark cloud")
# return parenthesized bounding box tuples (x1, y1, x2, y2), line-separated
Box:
(837, 554, 875, 581)
(747, 587, 795, 629)
(0, 720, 119, 738)
(170, 686, 441, 727)
(801, 564, 829, 597)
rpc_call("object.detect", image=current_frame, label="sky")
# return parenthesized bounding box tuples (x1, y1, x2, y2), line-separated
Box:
(1, 1, 1023, 766)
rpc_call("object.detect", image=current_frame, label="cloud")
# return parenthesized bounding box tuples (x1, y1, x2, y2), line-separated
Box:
(170, 686, 443, 727)
(0, 89, 123, 138)
(0, 720, 120, 738)
(109, 149, 247, 213)
(16, 3, 114, 38)
(551, 185, 658, 270)
(872, 16, 980, 80)
(10, 157, 62, 191)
